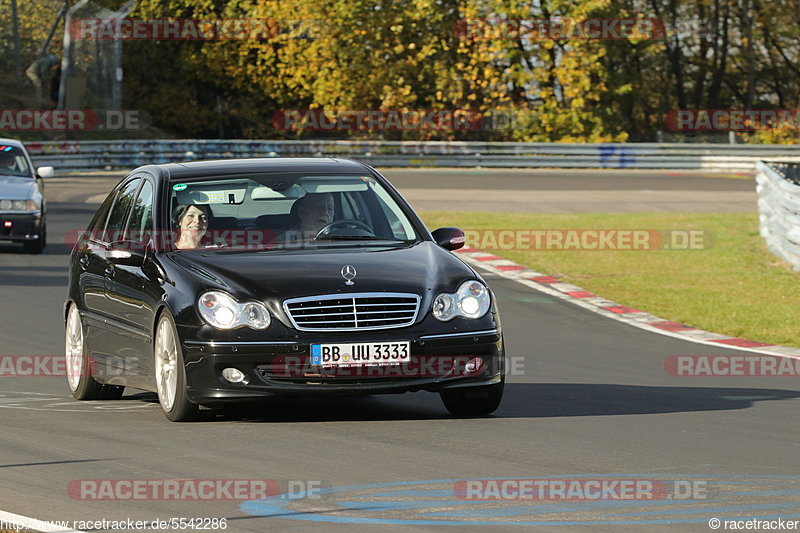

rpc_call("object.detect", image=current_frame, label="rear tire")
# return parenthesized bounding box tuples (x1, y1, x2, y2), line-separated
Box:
(65, 304, 124, 400)
(154, 313, 198, 422)
(440, 376, 504, 416)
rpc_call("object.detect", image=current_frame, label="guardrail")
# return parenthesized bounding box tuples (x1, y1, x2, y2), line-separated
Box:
(757, 161, 800, 270)
(23, 139, 800, 172)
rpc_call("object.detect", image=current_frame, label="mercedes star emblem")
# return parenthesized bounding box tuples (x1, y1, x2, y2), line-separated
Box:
(341, 265, 357, 285)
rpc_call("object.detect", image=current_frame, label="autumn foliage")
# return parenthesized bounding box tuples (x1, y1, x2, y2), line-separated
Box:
(1, 0, 799, 142)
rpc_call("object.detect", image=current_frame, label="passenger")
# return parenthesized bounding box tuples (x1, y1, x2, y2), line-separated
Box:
(172, 204, 213, 249)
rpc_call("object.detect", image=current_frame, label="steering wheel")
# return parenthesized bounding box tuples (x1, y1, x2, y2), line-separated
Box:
(315, 219, 373, 239)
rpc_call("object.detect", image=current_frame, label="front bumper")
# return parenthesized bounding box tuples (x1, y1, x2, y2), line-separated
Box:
(181, 328, 504, 404)
(0, 212, 42, 242)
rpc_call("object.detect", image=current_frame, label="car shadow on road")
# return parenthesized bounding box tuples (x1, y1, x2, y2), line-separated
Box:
(128, 392, 451, 422)
(496, 383, 800, 418)
(127, 382, 800, 423)
(0, 241, 71, 257)
(0, 264, 68, 286)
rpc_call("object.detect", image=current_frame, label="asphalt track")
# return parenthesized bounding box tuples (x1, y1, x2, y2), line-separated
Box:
(2, 168, 799, 532)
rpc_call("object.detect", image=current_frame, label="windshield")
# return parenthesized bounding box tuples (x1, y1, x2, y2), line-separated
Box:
(0, 145, 31, 178)
(168, 173, 420, 251)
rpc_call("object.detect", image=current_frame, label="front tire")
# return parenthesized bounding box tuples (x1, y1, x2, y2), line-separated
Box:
(440, 376, 504, 416)
(154, 313, 198, 422)
(65, 304, 124, 400)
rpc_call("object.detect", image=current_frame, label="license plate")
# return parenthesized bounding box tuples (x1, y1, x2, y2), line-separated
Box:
(310, 342, 410, 366)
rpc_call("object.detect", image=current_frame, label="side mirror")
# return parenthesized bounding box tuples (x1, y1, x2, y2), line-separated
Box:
(108, 240, 147, 267)
(37, 166, 54, 178)
(431, 227, 466, 251)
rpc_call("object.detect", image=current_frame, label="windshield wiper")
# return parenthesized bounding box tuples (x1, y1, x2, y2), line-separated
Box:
(312, 238, 416, 247)
(315, 234, 391, 241)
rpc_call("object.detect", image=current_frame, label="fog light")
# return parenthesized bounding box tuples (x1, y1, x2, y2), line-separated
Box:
(3, 221, 11, 228)
(464, 357, 484, 374)
(222, 367, 245, 383)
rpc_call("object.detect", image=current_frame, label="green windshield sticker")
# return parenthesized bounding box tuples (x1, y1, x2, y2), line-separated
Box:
(173, 183, 188, 191)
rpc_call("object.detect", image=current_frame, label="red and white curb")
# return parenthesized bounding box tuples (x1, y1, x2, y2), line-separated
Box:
(456, 247, 800, 358)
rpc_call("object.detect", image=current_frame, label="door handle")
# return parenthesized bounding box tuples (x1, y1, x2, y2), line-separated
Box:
(79, 256, 90, 270)
(104, 266, 115, 279)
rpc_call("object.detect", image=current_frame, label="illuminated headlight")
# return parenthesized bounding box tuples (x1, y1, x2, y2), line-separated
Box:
(198, 291, 271, 330)
(432, 280, 491, 321)
(0, 199, 37, 211)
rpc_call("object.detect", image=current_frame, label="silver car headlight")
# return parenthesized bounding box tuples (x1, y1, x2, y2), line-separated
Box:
(432, 280, 491, 321)
(0, 199, 36, 211)
(198, 291, 271, 330)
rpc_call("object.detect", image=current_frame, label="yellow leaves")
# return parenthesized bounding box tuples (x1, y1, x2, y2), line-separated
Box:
(614, 84, 633, 95)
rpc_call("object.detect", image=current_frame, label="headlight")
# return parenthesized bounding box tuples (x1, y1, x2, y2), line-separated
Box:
(198, 291, 271, 330)
(0, 199, 37, 211)
(432, 280, 491, 321)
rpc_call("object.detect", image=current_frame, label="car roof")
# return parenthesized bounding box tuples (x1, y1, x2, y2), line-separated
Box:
(146, 158, 373, 179)
(0, 138, 26, 150)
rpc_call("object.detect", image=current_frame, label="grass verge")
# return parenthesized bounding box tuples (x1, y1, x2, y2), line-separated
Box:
(420, 211, 800, 348)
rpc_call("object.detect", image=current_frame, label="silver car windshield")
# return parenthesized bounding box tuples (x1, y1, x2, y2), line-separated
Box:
(168, 174, 419, 251)
(0, 145, 31, 178)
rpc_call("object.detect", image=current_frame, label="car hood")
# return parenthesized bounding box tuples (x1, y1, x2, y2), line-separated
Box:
(0, 175, 35, 199)
(167, 241, 478, 302)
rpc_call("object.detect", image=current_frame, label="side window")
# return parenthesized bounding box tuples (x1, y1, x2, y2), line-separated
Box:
(14, 155, 30, 176)
(86, 192, 115, 237)
(340, 192, 372, 226)
(127, 180, 154, 242)
(377, 200, 407, 239)
(105, 178, 141, 242)
(369, 184, 416, 240)
(339, 192, 355, 219)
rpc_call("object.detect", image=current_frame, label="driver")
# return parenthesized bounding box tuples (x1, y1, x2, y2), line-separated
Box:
(284, 193, 335, 242)
(0, 150, 18, 175)
(297, 192, 334, 234)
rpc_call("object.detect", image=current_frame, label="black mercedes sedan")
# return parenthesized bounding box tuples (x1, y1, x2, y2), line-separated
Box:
(65, 158, 504, 421)
(0, 138, 53, 253)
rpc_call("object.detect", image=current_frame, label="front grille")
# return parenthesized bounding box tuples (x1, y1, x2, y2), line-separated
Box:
(283, 292, 421, 331)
